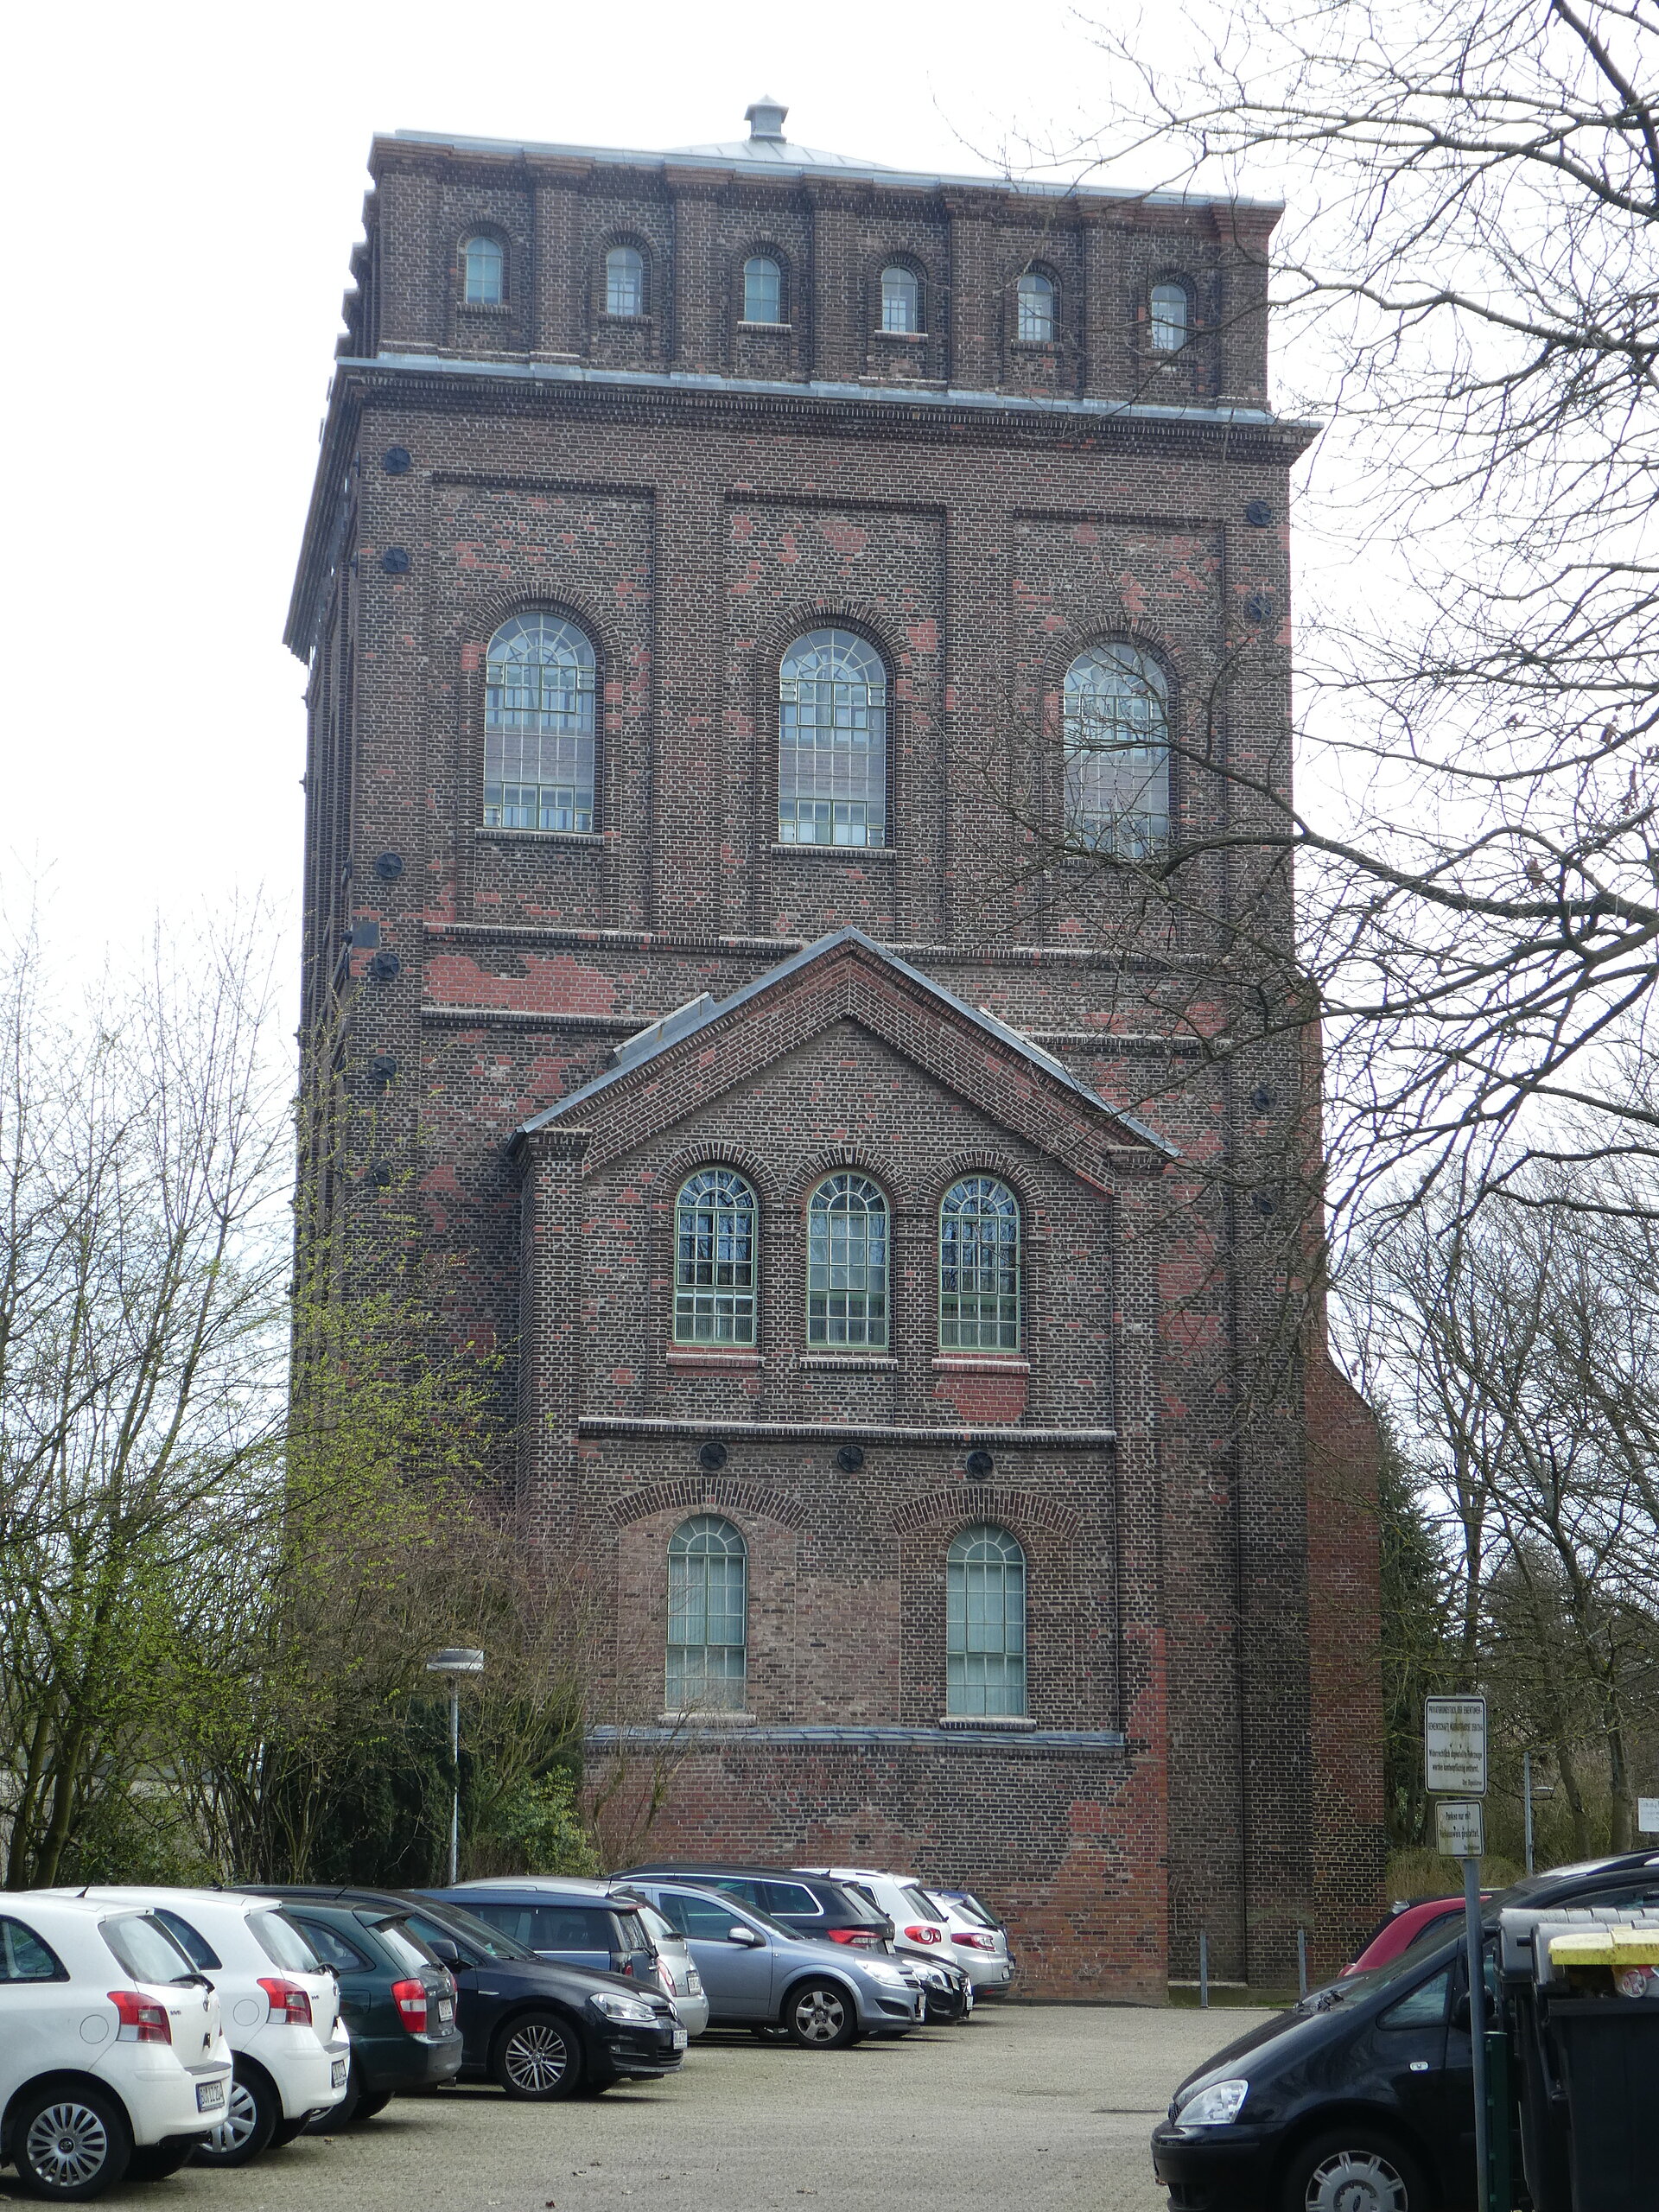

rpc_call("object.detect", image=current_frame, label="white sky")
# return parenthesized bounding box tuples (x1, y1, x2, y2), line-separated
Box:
(0, 0, 1264, 981)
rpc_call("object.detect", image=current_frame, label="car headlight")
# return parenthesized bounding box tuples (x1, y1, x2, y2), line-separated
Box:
(861, 1961, 908, 1986)
(1176, 2078, 1250, 2127)
(589, 1993, 661, 2026)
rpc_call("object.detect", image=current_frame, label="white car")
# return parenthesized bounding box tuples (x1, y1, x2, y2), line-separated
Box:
(0, 1894, 232, 2199)
(922, 1888, 1017, 1993)
(794, 1868, 976, 2019)
(52, 1889, 349, 2164)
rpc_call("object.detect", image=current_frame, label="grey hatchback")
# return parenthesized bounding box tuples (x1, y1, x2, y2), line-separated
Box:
(623, 1878, 922, 2049)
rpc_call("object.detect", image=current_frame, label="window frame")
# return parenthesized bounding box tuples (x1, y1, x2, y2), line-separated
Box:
(776, 626, 891, 850)
(1060, 639, 1173, 857)
(672, 1168, 759, 1345)
(481, 609, 599, 836)
(666, 1513, 749, 1713)
(604, 243, 648, 320)
(805, 1173, 891, 1348)
(1148, 278, 1192, 353)
(741, 253, 785, 327)
(1015, 269, 1057, 344)
(939, 1176, 1022, 1352)
(879, 262, 924, 335)
(460, 232, 505, 307)
(945, 1524, 1028, 1718)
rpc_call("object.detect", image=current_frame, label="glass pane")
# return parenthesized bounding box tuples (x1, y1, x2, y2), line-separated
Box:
(939, 1177, 1020, 1350)
(1150, 283, 1188, 352)
(880, 265, 919, 334)
(674, 1170, 756, 1343)
(463, 236, 504, 305)
(483, 613, 597, 833)
(779, 629, 887, 848)
(607, 246, 645, 316)
(1063, 643, 1170, 855)
(667, 1516, 747, 1710)
(806, 1173, 889, 1346)
(0, 1918, 62, 1982)
(744, 257, 782, 323)
(945, 1528, 1027, 1716)
(1017, 272, 1054, 342)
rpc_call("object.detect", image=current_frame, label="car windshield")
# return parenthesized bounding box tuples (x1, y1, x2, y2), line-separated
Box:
(632, 1903, 678, 1947)
(371, 1917, 440, 1974)
(900, 1885, 945, 1923)
(101, 1912, 200, 1986)
(251, 1911, 322, 1974)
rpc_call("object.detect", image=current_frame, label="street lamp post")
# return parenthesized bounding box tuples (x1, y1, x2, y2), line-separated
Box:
(1522, 1749, 1556, 1876)
(425, 1647, 485, 1885)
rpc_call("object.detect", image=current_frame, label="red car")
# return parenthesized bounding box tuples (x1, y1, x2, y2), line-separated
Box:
(1343, 1893, 1491, 1974)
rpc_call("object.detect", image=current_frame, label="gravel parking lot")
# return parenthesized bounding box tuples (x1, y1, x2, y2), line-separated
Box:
(22, 2002, 1275, 2212)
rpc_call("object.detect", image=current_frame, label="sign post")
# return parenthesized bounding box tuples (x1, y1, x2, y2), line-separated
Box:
(1427, 1697, 1490, 2212)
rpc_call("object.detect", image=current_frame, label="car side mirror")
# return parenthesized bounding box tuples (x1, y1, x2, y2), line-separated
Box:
(728, 1925, 763, 1947)
(429, 1939, 464, 1968)
(1452, 1993, 1471, 2033)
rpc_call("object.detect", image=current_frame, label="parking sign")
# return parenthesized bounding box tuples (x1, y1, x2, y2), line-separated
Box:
(1436, 1800, 1485, 1859)
(1425, 1696, 1488, 1795)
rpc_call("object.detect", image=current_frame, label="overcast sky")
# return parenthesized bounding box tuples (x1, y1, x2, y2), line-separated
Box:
(0, 0, 1274, 984)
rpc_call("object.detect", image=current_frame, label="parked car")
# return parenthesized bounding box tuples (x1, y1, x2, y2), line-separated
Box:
(275, 1900, 464, 2122)
(794, 1869, 974, 2020)
(0, 1895, 232, 2199)
(436, 1879, 709, 2037)
(251, 1887, 683, 2100)
(620, 1863, 894, 1950)
(1342, 1893, 1491, 1975)
(623, 1877, 923, 2049)
(48, 1889, 348, 2165)
(919, 1888, 1017, 1994)
(1151, 1849, 1659, 2212)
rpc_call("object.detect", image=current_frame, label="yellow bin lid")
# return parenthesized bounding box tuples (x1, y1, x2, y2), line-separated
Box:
(1549, 1929, 1659, 1968)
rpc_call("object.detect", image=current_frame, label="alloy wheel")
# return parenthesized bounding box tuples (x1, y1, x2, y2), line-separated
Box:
(1303, 2148, 1412, 2212)
(791, 1987, 848, 2044)
(205, 2079, 260, 2158)
(505, 2021, 572, 2093)
(23, 2104, 111, 2192)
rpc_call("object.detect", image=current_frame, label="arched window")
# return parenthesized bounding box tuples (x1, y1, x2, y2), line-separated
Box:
(606, 245, 645, 317)
(667, 1516, 747, 1712)
(1062, 642, 1171, 855)
(1016, 270, 1055, 343)
(674, 1170, 757, 1344)
(743, 256, 783, 324)
(1150, 281, 1190, 352)
(461, 234, 504, 305)
(880, 264, 921, 334)
(482, 613, 597, 833)
(946, 1527, 1027, 1717)
(778, 629, 888, 849)
(939, 1178, 1021, 1351)
(806, 1174, 889, 1347)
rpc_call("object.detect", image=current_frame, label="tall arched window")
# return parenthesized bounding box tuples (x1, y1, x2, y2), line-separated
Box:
(946, 1527, 1027, 1717)
(939, 1178, 1021, 1351)
(743, 256, 783, 324)
(778, 629, 888, 849)
(1150, 281, 1190, 352)
(880, 264, 921, 334)
(1016, 270, 1055, 342)
(674, 1170, 757, 1344)
(1062, 642, 1171, 855)
(667, 1516, 747, 1712)
(806, 1174, 889, 1347)
(461, 234, 504, 305)
(606, 245, 645, 316)
(482, 613, 597, 833)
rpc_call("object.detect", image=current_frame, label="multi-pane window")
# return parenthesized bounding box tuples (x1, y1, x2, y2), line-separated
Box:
(1016, 270, 1055, 342)
(482, 613, 597, 833)
(946, 1526, 1027, 1717)
(939, 1178, 1021, 1351)
(778, 628, 888, 848)
(606, 245, 645, 316)
(674, 1170, 757, 1344)
(1062, 642, 1171, 855)
(880, 264, 921, 334)
(667, 1516, 747, 1712)
(1150, 281, 1190, 352)
(806, 1174, 889, 1347)
(461, 234, 504, 305)
(743, 256, 783, 324)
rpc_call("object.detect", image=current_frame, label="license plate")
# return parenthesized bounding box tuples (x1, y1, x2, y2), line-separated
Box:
(671, 2028, 688, 2050)
(196, 2080, 226, 2113)
(438, 1999, 454, 2023)
(332, 2059, 347, 2088)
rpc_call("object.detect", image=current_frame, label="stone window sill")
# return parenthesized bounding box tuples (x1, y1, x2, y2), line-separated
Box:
(872, 327, 927, 341)
(738, 320, 792, 333)
(477, 826, 607, 847)
(932, 1356, 1030, 1374)
(770, 842, 895, 861)
(458, 301, 512, 316)
(798, 1354, 899, 1372)
(666, 1346, 762, 1369)
(938, 1714, 1038, 1732)
(660, 1710, 756, 1726)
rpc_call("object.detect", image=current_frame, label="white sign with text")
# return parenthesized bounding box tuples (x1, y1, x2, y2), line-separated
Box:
(1436, 1799, 1486, 1859)
(1425, 1696, 1488, 1796)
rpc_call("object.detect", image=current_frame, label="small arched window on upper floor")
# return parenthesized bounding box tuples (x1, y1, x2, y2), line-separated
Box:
(1062, 642, 1171, 857)
(778, 629, 888, 849)
(675, 1169, 758, 1344)
(1149, 280, 1191, 353)
(743, 256, 784, 325)
(880, 264, 922, 334)
(606, 245, 645, 317)
(482, 613, 597, 833)
(1016, 270, 1056, 343)
(947, 1526, 1027, 1716)
(940, 1178, 1021, 1351)
(806, 1174, 889, 1347)
(667, 1515, 747, 1713)
(461, 234, 505, 306)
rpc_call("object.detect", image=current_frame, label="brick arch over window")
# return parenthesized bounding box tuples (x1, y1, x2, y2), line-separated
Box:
(650, 1140, 785, 1210)
(788, 1147, 922, 1211)
(605, 1478, 811, 1533)
(888, 1488, 1084, 1541)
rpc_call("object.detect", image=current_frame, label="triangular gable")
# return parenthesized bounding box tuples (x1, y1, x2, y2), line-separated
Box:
(513, 929, 1175, 1189)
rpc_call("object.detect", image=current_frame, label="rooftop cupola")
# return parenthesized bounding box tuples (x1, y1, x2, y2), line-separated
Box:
(744, 96, 788, 143)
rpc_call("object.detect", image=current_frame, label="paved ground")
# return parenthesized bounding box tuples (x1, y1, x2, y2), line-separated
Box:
(39, 2001, 1276, 2212)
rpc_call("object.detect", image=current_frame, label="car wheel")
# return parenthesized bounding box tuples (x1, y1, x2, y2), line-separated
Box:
(493, 2011, 585, 2101)
(1281, 2131, 1427, 2212)
(353, 2089, 394, 2121)
(782, 1980, 859, 2050)
(11, 2088, 131, 2201)
(126, 2139, 197, 2183)
(191, 2061, 279, 2166)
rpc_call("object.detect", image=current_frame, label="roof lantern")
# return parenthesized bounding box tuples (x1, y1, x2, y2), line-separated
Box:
(745, 96, 788, 143)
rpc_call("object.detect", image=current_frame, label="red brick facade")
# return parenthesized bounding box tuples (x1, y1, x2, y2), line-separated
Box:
(289, 105, 1385, 1998)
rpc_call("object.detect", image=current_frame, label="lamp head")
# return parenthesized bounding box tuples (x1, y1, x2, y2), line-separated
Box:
(425, 1646, 486, 1676)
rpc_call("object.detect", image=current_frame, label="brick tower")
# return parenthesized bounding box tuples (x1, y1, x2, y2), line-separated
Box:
(288, 98, 1384, 1998)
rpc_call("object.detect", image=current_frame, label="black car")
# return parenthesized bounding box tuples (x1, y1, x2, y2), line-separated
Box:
(265, 1901, 463, 2124)
(618, 1865, 894, 1951)
(1151, 1849, 1659, 2212)
(254, 1888, 685, 2101)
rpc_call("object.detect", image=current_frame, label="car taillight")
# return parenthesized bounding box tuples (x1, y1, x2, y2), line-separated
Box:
(391, 1978, 429, 2033)
(257, 1976, 314, 2026)
(826, 1929, 882, 1948)
(952, 1929, 996, 1950)
(904, 1925, 942, 1944)
(109, 1990, 171, 2044)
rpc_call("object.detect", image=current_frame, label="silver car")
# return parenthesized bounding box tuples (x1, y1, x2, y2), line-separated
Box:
(624, 1879, 923, 2049)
